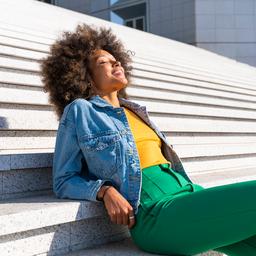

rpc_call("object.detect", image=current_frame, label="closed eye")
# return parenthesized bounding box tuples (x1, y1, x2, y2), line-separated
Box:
(99, 59, 117, 65)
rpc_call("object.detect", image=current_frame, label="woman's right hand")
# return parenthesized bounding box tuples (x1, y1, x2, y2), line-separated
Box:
(103, 186, 136, 229)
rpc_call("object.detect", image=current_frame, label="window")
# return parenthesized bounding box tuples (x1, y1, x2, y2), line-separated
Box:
(124, 16, 145, 31)
(38, 0, 55, 4)
(111, 2, 147, 31)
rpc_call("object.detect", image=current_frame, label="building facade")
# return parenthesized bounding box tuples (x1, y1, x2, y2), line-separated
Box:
(38, 0, 256, 67)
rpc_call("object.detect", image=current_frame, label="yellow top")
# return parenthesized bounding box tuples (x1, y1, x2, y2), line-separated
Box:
(123, 106, 171, 170)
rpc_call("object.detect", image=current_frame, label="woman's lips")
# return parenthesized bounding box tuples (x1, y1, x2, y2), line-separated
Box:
(113, 70, 124, 77)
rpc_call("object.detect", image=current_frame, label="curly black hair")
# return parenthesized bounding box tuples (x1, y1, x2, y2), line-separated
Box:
(39, 23, 135, 121)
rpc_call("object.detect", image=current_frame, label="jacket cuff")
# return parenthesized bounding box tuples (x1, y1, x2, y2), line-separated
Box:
(93, 180, 114, 202)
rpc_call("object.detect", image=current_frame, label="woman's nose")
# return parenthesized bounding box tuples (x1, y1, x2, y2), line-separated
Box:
(113, 60, 121, 67)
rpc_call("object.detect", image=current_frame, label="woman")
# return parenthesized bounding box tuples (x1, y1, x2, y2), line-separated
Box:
(40, 23, 256, 256)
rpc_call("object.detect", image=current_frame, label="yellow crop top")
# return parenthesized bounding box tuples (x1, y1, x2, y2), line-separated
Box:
(123, 106, 171, 170)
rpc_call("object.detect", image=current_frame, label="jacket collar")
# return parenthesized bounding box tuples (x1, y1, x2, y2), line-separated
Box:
(88, 95, 171, 151)
(88, 94, 146, 111)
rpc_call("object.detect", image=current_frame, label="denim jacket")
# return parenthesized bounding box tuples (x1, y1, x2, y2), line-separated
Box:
(52, 95, 193, 215)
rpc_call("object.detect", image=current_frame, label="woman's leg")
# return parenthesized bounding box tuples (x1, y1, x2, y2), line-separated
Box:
(131, 178, 256, 256)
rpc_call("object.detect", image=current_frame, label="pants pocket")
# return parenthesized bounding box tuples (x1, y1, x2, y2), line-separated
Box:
(142, 168, 183, 198)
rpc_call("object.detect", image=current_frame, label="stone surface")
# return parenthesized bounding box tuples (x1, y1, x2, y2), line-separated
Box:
(0, 224, 71, 256)
(0, 216, 130, 256)
(0, 153, 52, 171)
(1, 167, 52, 199)
(0, 154, 10, 171)
(11, 152, 52, 170)
(0, 195, 107, 236)
(64, 236, 224, 256)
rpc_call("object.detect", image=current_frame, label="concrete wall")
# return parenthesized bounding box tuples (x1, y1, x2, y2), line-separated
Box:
(54, 0, 91, 14)
(54, 0, 110, 20)
(149, 0, 196, 44)
(195, 0, 256, 67)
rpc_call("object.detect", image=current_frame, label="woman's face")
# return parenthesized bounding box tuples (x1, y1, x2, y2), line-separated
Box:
(88, 49, 128, 95)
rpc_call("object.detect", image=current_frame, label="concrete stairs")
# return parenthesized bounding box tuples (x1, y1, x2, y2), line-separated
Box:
(64, 237, 224, 256)
(0, 155, 224, 255)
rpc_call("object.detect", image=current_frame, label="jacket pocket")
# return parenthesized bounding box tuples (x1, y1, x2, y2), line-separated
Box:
(79, 131, 122, 178)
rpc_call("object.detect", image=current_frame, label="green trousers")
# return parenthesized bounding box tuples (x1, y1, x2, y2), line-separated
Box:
(129, 163, 256, 256)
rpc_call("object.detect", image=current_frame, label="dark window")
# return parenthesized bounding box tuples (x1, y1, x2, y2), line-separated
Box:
(125, 20, 133, 28)
(136, 17, 144, 31)
(111, 2, 147, 31)
(124, 16, 145, 31)
(38, 0, 53, 4)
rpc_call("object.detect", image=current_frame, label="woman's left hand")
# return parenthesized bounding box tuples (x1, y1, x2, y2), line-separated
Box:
(102, 186, 136, 229)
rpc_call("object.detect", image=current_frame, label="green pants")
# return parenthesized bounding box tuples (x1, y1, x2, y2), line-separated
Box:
(129, 163, 256, 256)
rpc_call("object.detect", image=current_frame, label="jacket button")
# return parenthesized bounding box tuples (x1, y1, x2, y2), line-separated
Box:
(120, 130, 125, 136)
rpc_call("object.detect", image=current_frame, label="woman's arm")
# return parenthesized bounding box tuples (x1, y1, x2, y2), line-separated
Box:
(53, 121, 135, 228)
(52, 119, 113, 202)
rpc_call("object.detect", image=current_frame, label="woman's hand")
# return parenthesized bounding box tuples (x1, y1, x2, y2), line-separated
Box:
(103, 186, 136, 229)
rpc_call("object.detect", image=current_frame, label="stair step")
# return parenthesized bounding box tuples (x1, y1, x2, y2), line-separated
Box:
(0, 194, 227, 256)
(64, 236, 224, 256)
(1, 152, 255, 200)
(0, 195, 130, 255)
(0, 195, 106, 236)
